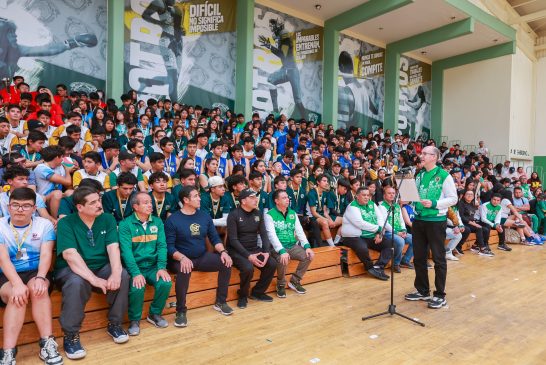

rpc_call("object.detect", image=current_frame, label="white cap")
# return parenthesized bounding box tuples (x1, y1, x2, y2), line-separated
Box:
(208, 176, 224, 188)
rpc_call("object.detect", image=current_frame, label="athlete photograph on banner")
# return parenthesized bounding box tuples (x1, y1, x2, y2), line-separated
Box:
(0, 0, 105, 93)
(399, 56, 432, 140)
(253, 4, 323, 123)
(124, 0, 236, 111)
(338, 34, 384, 132)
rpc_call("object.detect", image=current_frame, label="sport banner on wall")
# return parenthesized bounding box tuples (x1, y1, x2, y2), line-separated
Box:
(124, 0, 236, 111)
(399, 56, 431, 140)
(253, 4, 323, 122)
(0, 0, 106, 93)
(338, 34, 384, 132)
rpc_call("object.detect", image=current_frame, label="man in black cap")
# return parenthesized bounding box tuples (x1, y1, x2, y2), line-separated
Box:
(227, 189, 277, 309)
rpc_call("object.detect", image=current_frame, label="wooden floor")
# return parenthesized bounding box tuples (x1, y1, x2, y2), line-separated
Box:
(15, 245, 546, 365)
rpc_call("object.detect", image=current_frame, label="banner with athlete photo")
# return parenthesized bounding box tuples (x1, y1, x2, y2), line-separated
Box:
(399, 56, 431, 140)
(338, 34, 385, 132)
(253, 4, 323, 122)
(124, 0, 237, 112)
(0, 0, 106, 93)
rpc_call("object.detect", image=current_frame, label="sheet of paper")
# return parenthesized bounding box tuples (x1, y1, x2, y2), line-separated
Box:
(395, 177, 421, 202)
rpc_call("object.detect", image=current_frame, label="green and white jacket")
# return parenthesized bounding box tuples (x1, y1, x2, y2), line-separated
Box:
(414, 166, 458, 221)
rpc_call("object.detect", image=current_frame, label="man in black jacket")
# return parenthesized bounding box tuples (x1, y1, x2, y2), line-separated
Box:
(227, 189, 277, 309)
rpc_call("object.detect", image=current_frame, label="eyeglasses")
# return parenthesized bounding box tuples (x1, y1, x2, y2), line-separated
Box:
(87, 229, 95, 247)
(9, 203, 34, 211)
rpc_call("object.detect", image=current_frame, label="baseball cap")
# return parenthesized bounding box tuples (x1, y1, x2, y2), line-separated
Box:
(238, 188, 257, 202)
(208, 176, 224, 188)
(118, 150, 135, 161)
(27, 119, 45, 130)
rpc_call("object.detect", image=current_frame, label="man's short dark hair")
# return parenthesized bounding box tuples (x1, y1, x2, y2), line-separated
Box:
(149, 152, 166, 164)
(73, 187, 98, 206)
(41, 146, 64, 162)
(178, 168, 197, 180)
(148, 171, 169, 185)
(78, 178, 104, 192)
(272, 188, 287, 202)
(10, 187, 36, 204)
(66, 124, 81, 135)
(117, 172, 138, 187)
(7, 104, 21, 112)
(249, 171, 262, 181)
(58, 136, 76, 150)
(187, 138, 197, 146)
(102, 138, 120, 151)
(3, 165, 30, 182)
(179, 185, 198, 203)
(159, 137, 172, 148)
(27, 130, 47, 143)
(83, 151, 101, 164)
(36, 110, 51, 118)
(227, 174, 247, 192)
(273, 175, 287, 186)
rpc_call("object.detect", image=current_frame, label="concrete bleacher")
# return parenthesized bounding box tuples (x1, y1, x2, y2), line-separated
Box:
(0, 246, 341, 346)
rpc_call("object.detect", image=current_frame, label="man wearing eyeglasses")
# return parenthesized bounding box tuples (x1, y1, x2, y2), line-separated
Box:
(0, 187, 63, 365)
(54, 187, 130, 359)
(404, 146, 457, 309)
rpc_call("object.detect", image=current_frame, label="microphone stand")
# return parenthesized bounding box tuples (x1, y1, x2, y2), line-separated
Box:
(362, 169, 425, 327)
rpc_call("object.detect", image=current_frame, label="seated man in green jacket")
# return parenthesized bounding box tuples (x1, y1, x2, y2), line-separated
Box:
(119, 192, 172, 336)
(265, 189, 315, 298)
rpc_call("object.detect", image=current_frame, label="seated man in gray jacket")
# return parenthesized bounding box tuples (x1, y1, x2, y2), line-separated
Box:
(341, 187, 392, 281)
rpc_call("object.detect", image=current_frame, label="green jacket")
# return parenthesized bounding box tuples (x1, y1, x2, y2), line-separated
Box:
(119, 213, 167, 277)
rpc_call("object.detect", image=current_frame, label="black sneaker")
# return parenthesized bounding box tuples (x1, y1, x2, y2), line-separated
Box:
(250, 293, 274, 302)
(63, 332, 86, 360)
(478, 248, 495, 257)
(174, 311, 187, 327)
(107, 323, 129, 344)
(146, 314, 168, 328)
(213, 302, 234, 316)
(276, 285, 287, 298)
(393, 265, 401, 273)
(288, 281, 307, 294)
(0, 348, 16, 365)
(498, 243, 512, 251)
(378, 267, 390, 279)
(367, 267, 388, 281)
(470, 245, 480, 253)
(39, 336, 63, 365)
(237, 296, 248, 309)
(405, 291, 431, 301)
(428, 296, 447, 309)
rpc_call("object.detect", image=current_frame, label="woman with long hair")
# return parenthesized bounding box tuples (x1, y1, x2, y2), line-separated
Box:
(170, 125, 187, 156)
(185, 118, 198, 140)
(208, 119, 220, 142)
(103, 118, 119, 140)
(90, 108, 105, 129)
(199, 157, 219, 192)
(529, 171, 542, 192)
(251, 159, 271, 193)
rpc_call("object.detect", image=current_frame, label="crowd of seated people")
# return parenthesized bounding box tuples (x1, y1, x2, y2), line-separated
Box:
(0, 75, 544, 364)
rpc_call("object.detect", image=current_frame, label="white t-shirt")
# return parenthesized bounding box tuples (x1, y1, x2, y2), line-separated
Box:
(500, 198, 512, 219)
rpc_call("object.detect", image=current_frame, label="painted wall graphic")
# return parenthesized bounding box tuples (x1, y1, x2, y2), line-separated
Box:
(398, 56, 431, 140)
(0, 0, 106, 93)
(253, 4, 323, 122)
(338, 34, 384, 132)
(124, 0, 237, 112)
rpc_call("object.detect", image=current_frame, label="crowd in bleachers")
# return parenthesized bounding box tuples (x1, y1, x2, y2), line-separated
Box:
(0, 75, 545, 364)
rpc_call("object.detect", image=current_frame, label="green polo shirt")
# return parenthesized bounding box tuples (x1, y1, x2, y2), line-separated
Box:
(119, 213, 167, 277)
(149, 192, 178, 221)
(55, 213, 119, 271)
(102, 190, 135, 222)
(58, 196, 76, 217)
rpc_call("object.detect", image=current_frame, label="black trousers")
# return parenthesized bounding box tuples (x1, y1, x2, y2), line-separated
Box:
(168, 252, 231, 313)
(230, 249, 276, 297)
(342, 236, 392, 270)
(412, 220, 447, 298)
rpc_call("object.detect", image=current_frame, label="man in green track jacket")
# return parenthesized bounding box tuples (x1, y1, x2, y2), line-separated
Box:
(119, 192, 172, 336)
(405, 146, 457, 310)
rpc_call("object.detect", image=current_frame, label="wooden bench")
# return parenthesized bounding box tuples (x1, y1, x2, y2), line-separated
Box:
(339, 231, 499, 277)
(0, 247, 341, 346)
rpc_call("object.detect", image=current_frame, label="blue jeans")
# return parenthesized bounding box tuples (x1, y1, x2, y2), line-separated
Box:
(445, 228, 463, 252)
(384, 231, 414, 266)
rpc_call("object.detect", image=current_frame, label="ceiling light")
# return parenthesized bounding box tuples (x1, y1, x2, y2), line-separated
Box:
(315, 4, 321, 10)
(493, 39, 498, 43)
(421, 51, 427, 55)
(450, 16, 457, 21)
(378, 27, 384, 31)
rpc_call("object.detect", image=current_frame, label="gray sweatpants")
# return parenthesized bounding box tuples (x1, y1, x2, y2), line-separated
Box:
(55, 264, 130, 334)
(271, 245, 311, 286)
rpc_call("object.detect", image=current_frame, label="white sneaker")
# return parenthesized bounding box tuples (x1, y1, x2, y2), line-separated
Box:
(446, 252, 459, 261)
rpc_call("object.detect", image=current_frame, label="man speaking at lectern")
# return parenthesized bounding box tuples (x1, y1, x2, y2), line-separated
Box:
(404, 146, 457, 309)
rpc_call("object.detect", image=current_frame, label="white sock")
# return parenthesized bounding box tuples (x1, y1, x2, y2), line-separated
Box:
(327, 238, 335, 246)
(334, 235, 341, 244)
